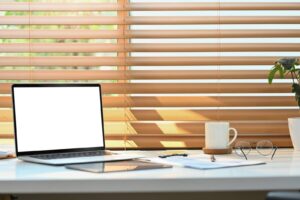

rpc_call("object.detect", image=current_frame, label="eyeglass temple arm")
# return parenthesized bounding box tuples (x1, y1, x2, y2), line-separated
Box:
(239, 147, 248, 160)
(271, 146, 278, 160)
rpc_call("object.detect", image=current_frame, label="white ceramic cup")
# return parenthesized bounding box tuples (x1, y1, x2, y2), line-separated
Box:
(205, 122, 238, 149)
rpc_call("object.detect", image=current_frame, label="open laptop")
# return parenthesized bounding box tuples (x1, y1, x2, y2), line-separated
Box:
(12, 84, 141, 165)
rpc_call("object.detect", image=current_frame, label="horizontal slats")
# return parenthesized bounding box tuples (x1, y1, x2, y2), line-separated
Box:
(0, 83, 292, 94)
(0, 121, 289, 135)
(1, 30, 300, 39)
(2, 43, 299, 53)
(1, 109, 300, 122)
(1, 2, 300, 11)
(1, 2, 298, 150)
(0, 57, 297, 66)
(1, 96, 297, 108)
(1, 16, 299, 25)
(0, 70, 290, 80)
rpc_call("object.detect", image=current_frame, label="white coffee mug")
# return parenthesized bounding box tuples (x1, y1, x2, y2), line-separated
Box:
(205, 122, 238, 149)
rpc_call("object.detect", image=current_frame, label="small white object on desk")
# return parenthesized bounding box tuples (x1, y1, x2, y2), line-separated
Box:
(0, 151, 14, 159)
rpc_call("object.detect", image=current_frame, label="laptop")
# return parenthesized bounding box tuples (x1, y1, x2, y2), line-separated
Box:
(12, 84, 141, 165)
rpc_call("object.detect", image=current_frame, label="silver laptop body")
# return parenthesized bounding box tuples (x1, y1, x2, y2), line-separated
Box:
(12, 84, 140, 165)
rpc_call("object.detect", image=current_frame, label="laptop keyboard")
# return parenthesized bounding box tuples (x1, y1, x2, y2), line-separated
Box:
(31, 151, 112, 160)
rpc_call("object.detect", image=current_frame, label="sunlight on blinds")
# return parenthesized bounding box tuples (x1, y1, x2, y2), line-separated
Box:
(1, 0, 300, 149)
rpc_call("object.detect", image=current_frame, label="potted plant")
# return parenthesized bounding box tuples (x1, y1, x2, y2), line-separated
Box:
(268, 57, 300, 150)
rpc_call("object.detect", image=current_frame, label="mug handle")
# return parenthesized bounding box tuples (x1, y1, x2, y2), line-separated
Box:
(228, 128, 238, 146)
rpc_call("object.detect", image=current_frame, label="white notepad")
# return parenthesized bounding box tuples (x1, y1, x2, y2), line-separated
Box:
(145, 156, 265, 170)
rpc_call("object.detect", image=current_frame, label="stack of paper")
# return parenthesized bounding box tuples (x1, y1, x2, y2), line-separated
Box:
(144, 156, 265, 170)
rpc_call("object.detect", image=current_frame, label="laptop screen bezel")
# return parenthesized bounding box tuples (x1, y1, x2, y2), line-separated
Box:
(12, 84, 106, 156)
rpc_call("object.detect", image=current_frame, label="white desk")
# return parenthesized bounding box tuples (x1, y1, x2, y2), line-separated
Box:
(0, 148, 300, 194)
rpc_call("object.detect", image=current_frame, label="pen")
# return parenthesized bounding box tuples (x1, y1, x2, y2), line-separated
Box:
(159, 153, 188, 158)
(210, 155, 216, 162)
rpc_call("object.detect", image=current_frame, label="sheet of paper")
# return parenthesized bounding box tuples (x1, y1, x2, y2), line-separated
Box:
(143, 156, 265, 170)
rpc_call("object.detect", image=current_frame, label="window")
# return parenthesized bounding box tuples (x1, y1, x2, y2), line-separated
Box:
(1, 0, 299, 149)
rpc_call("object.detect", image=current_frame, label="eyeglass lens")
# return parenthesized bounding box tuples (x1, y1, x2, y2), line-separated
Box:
(256, 140, 274, 156)
(234, 141, 251, 159)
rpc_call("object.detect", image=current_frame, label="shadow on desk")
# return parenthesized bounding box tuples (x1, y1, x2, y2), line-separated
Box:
(1, 191, 275, 200)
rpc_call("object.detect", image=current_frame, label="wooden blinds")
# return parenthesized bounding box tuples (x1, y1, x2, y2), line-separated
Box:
(1, 0, 300, 149)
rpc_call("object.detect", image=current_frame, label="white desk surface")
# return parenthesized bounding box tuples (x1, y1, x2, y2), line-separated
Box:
(0, 145, 300, 194)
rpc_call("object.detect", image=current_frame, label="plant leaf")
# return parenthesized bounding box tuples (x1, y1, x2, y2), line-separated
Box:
(278, 66, 284, 78)
(268, 67, 278, 84)
(293, 84, 300, 95)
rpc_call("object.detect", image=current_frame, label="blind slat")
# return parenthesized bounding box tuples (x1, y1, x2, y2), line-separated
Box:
(119, 70, 288, 79)
(1, 30, 300, 39)
(0, 122, 290, 135)
(129, 30, 300, 38)
(105, 135, 291, 149)
(128, 2, 300, 11)
(0, 56, 289, 66)
(0, 43, 123, 53)
(0, 70, 288, 81)
(0, 30, 122, 39)
(0, 96, 298, 108)
(1, 16, 299, 25)
(0, 134, 291, 148)
(0, 71, 123, 81)
(0, 57, 123, 66)
(1, 2, 300, 11)
(128, 16, 300, 25)
(0, 16, 122, 25)
(128, 43, 300, 52)
(0, 2, 121, 11)
(102, 83, 291, 94)
(0, 83, 292, 94)
(1, 109, 299, 122)
(104, 97, 298, 107)
(2, 43, 299, 52)
(128, 57, 299, 66)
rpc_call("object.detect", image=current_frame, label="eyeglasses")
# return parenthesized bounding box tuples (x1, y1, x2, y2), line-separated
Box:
(234, 140, 278, 160)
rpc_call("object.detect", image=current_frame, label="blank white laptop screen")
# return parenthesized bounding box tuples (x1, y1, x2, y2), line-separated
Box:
(13, 86, 104, 152)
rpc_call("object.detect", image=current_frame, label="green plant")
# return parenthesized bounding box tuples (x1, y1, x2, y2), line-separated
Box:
(268, 58, 300, 106)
